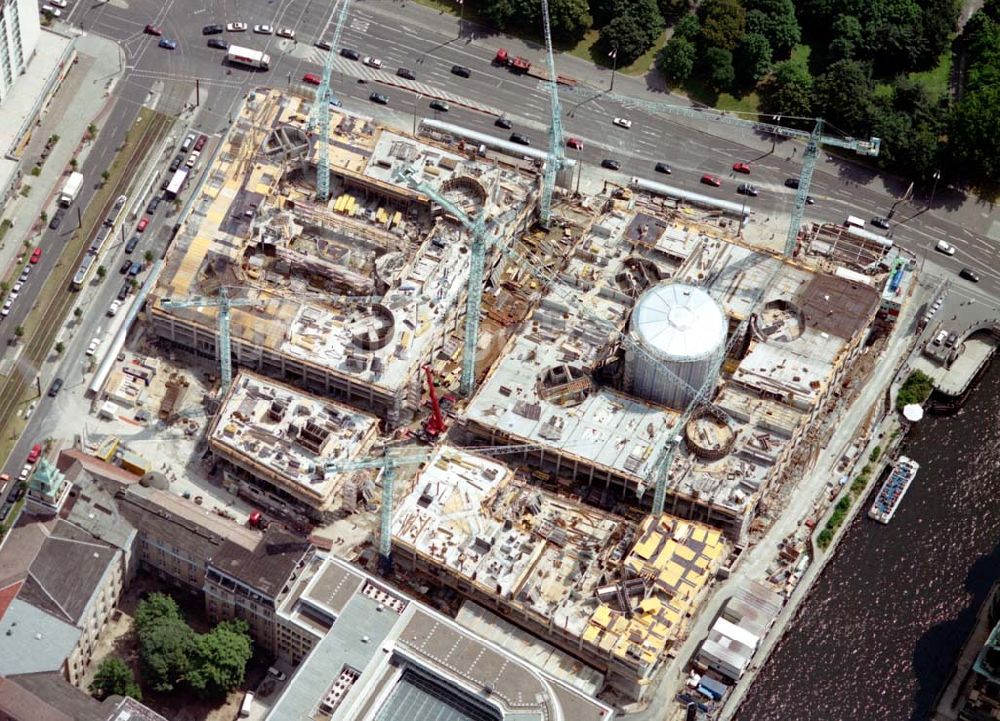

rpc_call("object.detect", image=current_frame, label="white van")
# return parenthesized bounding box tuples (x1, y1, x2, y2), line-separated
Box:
(845, 215, 865, 229)
(239, 691, 255, 718)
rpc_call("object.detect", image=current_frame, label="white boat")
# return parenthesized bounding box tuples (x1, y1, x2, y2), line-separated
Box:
(868, 455, 919, 524)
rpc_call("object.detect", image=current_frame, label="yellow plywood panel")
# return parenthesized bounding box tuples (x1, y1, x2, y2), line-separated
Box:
(610, 616, 630, 635)
(691, 526, 707, 543)
(659, 562, 683, 588)
(674, 544, 696, 562)
(662, 607, 682, 628)
(705, 529, 722, 547)
(633, 534, 659, 560)
(639, 597, 662, 615)
(598, 632, 618, 652)
(392, 211, 402, 228)
(702, 541, 724, 561)
(583, 625, 601, 644)
(591, 605, 612, 629)
(651, 622, 671, 640)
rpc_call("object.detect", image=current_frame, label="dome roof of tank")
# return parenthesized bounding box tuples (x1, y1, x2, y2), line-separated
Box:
(632, 283, 726, 362)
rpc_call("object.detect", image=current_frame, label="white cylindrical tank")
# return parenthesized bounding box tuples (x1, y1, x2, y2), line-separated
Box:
(626, 283, 726, 409)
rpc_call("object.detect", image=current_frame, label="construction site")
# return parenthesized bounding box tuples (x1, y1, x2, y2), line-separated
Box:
(108, 72, 907, 714)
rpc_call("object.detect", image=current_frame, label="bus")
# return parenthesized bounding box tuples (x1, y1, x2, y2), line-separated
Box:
(165, 169, 188, 199)
(226, 46, 270, 70)
(845, 215, 865, 229)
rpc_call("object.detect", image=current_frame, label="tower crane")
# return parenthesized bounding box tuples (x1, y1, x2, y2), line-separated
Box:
(161, 287, 382, 399)
(393, 166, 493, 398)
(589, 93, 880, 258)
(538, 0, 566, 227)
(323, 441, 593, 572)
(311, 0, 353, 202)
(162, 287, 257, 398)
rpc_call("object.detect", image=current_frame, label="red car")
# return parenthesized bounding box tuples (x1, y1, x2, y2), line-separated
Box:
(701, 174, 722, 187)
(566, 137, 583, 150)
(26, 443, 42, 464)
(303, 73, 321, 85)
(30, 247, 42, 264)
(732, 162, 751, 174)
(144, 24, 163, 36)
(194, 134, 208, 152)
(136, 217, 149, 232)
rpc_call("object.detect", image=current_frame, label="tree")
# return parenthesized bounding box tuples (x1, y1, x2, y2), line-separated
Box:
(96, 265, 107, 280)
(549, 0, 593, 37)
(658, 0, 689, 21)
(743, 0, 799, 57)
(40, 211, 47, 223)
(483, 0, 590, 38)
(656, 36, 697, 83)
(144, 250, 154, 263)
(139, 617, 195, 693)
(73, 307, 83, 318)
(734, 32, 772, 86)
(599, 0, 666, 64)
(54, 341, 64, 354)
(702, 46, 735, 89)
(949, 85, 1000, 182)
(813, 59, 874, 135)
(14, 325, 24, 339)
(698, 0, 746, 51)
(758, 60, 814, 117)
(69, 158, 78, 171)
(88, 123, 98, 136)
(827, 14, 863, 62)
(135, 593, 183, 634)
(186, 620, 254, 698)
(672, 13, 700, 41)
(101, 170, 110, 182)
(90, 657, 141, 701)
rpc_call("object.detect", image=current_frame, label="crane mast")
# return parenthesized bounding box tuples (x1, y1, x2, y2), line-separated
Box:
(313, 0, 353, 202)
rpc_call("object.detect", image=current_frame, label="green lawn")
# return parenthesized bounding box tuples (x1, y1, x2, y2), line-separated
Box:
(909, 51, 953, 100)
(567, 29, 667, 76)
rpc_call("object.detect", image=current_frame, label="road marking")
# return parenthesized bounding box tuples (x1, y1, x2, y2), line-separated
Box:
(350, 19, 370, 33)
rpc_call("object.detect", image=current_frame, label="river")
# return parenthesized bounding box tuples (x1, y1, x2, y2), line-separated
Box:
(734, 361, 1000, 721)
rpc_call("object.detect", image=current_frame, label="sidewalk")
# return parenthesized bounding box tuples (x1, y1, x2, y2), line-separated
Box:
(0, 34, 123, 283)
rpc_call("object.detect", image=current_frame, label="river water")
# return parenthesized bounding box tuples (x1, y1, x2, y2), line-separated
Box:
(734, 361, 1000, 721)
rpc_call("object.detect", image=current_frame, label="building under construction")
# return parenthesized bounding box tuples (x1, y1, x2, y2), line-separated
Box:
(208, 371, 379, 524)
(148, 87, 536, 426)
(390, 445, 726, 702)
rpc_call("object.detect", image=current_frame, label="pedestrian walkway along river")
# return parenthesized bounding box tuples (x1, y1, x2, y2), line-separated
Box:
(735, 361, 1000, 721)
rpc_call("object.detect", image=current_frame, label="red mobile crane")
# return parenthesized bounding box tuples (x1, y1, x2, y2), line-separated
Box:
(419, 365, 447, 442)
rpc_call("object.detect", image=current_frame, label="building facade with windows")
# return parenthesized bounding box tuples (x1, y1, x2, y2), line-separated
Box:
(0, 0, 40, 105)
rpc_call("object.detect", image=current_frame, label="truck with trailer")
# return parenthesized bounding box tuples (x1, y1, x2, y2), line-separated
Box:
(59, 172, 84, 207)
(494, 47, 578, 86)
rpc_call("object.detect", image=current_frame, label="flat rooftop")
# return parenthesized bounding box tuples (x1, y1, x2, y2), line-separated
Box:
(208, 371, 379, 510)
(392, 446, 725, 675)
(271, 555, 614, 721)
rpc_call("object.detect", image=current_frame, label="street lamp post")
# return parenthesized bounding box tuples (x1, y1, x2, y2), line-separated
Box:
(412, 93, 422, 135)
(929, 170, 941, 208)
(609, 48, 618, 92)
(772, 115, 781, 153)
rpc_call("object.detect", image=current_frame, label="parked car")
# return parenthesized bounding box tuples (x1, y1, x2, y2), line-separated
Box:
(194, 134, 208, 152)
(30, 247, 42, 264)
(202, 24, 224, 35)
(128, 261, 143, 277)
(26, 443, 42, 464)
(315, 39, 332, 51)
(363, 56, 383, 69)
(871, 216, 891, 230)
(118, 282, 131, 300)
(737, 183, 759, 196)
(369, 92, 389, 105)
(169, 155, 183, 171)
(49, 208, 66, 230)
(125, 236, 139, 254)
(655, 162, 672, 174)
(19, 267, 29, 282)
(158, 38, 177, 50)
(226, 22, 247, 31)
(253, 24, 273, 34)
(119, 259, 133, 274)
(935, 240, 956, 255)
(601, 159, 622, 171)
(276, 28, 295, 39)
(566, 137, 583, 150)
(509, 132, 530, 146)
(144, 24, 162, 36)
(959, 268, 980, 283)
(47, 378, 64, 397)
(451, 65, 471, 78)
(207, 38, 229, 50)
(701, 174, 722, 187)
(397, 67, 416, 80)
(732, 162, 751, 174)
(86, 337, 101, 356)
(267, 667, 286, 682)
(136, 217, 149, 232)
(107, 299, 122, 316)
(186, 151, 200, 168)
(41, 5, 61, 16)
(429, 100, 449, 112)
(303, 72, 321, 85)
(340, 48, 360, 60)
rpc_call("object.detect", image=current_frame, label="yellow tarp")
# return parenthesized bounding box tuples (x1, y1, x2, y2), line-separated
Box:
(591, 605, 612, 629)
(633, 534, 659, 561)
